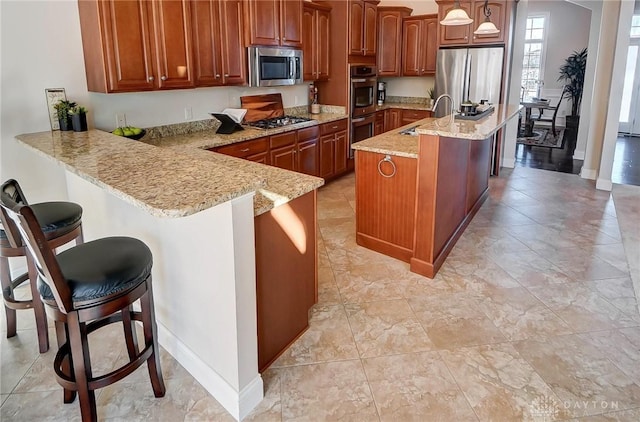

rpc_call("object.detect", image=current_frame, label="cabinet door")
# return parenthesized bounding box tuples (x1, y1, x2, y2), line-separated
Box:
(388, 109, 402, 130)
(298, 138, 319, 176)
(281, 0, 303, 47)
(334, 130, 349, 175)
(95, 0, 156, 92)
(319, 133, 335, 178)
(247, 0, 280, 46)
(150, 0, 194, 89)
(402, 18, 421, 76)
(374, 111, 386, 135)
(191, 0, 222, 87)
(302, 7, 316, 81)
(401, 109, 430, 125)
(316, 8, 331, 80)
(248, 151, 270, 165)
(220, 0, 247, 85)
(438, 2, 472, 46)
(271, 144, 297, 171)
(423, 18, 438, 74)
(472, 0, 506, 44)
(363, 1, 378, 56)
(349, 0, 364, 55)
(378, 11, 403, 77)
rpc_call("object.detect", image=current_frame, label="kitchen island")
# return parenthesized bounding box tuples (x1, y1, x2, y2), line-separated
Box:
(352, 104, 521, 278)
(13, 125, 327, 421)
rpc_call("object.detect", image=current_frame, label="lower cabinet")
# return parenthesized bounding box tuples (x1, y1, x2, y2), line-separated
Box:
(387, 109, 402, 131)
(212, 136, 269, 163)
(319, 119, 349, 179)
(375, 110, 386, 135)
(401, 109, 431, 125)
(255, 191, 317, 371)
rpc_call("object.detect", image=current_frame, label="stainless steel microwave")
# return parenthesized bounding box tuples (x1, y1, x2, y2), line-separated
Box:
(248, 46, 303, 87)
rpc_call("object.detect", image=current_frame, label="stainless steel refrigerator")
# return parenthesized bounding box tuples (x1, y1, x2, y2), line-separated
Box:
(434, 47, 504, 117)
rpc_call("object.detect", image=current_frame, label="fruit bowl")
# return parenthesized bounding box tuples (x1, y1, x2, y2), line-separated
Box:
(124, 129, 146, 140)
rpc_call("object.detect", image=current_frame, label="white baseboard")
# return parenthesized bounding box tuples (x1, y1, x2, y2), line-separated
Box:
(596, 178, 613, 191)
(157, 323, 263, 421)
(501, 157, 516, 168)
(581, 168, 597, 180)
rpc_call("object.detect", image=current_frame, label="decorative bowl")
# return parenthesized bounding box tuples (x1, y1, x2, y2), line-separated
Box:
(123, 129, 146, 140)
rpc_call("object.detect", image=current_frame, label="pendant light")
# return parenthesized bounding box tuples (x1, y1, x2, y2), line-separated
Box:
(440, 0, 473, 26)
(474, 0, 500, 35)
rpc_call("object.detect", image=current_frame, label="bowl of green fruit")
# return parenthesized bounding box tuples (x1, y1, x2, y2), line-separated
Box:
(112, 126, 146, 140)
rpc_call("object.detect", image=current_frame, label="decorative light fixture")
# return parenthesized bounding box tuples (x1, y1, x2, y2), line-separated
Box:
(440, 0, 473, 26)
(474, 0, 500, 35)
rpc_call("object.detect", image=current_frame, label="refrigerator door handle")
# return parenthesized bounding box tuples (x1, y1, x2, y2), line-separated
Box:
(463, 53, 471, 104)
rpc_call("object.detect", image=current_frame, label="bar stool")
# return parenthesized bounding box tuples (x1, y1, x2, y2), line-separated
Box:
(0, 179, 165, 422)
(0, 181, 83, 353)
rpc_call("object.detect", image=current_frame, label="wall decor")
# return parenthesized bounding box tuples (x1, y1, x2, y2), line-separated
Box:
(45, 88, 66, 130)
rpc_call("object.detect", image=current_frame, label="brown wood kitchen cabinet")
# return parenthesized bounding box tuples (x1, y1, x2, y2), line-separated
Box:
(191, 0, 246, 86)
(402, 14, 438, 76)
(211, 136, 270, 165)
(401, 109, 432, 125)
(436, 0, 508, 46)
(350, 0, 378, 57)
(387, 108, 402, 131)
(78, 0, 194, 93)
(319, 119, 349, 180)
(245, 0, 303, 47)
(270, 127, 319, 176)
(374, 110, 386, 136)
(377, 7, 412, 77)
(303, 2, 331, 81)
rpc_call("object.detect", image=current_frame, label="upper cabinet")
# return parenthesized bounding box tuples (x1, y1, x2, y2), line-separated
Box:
(245, 0, 303, 47)
(350, 0, 378, 57)
(377, 7, 412, 77)
(191, 0, 246, 86)
(436, 0, 508, 46)
(303, 2, 331, 81)
(78, 0, 194, 93)
(402, 14, 438, 76)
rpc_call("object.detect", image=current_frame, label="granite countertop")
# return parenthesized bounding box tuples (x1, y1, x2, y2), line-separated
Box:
(15, 130, 264, 218)
(352, 104, 522, 158)
(16, 111, 345, 218)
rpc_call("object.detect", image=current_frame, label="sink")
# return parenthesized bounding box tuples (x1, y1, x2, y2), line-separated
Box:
(398, 125, 419, 136)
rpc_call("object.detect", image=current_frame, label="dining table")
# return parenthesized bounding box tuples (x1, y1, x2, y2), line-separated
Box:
(519, 99, 558, 137)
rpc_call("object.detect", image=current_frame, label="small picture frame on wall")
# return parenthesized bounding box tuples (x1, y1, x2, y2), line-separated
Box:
(45, 88, 66, 130)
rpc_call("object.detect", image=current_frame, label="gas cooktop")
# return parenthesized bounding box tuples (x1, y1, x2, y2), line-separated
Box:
(245, 115, 313, 130)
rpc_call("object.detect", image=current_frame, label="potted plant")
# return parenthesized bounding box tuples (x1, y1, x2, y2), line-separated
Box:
(53, 99, 76, 131)
(69, 105, 88, 132)
(557, 47, 587, 131)
(427, 87, 435, 108)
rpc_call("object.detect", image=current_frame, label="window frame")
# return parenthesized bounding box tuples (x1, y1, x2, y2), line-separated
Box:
(521, 13, 549, 100)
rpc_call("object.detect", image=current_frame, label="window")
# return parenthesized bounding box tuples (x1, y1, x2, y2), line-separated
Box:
(631, 15, 640, 38)
(521, 15, 547, 100)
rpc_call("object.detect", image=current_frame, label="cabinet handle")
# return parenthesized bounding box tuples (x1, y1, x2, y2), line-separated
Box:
(377, 155, 397, 178)
(148, 76, 155, 81)
(332, 125, 338, 129)
(161, 75, 167, 81)
(215, 74, 221, 78)
(240, 148, 250, 152)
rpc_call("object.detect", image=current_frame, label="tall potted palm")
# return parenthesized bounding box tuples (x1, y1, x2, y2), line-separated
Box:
(557, 47, 587, 131)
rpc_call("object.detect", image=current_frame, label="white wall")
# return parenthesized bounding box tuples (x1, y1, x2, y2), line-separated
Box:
(379, 0, 438, 15)
(0, 0, 307, 198)
(381, 76, 435, 98)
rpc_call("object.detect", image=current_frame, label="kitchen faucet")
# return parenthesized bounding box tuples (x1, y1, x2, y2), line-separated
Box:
(432, 94, 455, 126)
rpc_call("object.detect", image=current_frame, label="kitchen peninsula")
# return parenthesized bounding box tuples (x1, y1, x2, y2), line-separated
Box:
(13, 119, 331, 420)
(352, 104, 521, 278)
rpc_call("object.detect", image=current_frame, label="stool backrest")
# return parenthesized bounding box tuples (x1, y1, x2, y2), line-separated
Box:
(0, 179, 73, 313)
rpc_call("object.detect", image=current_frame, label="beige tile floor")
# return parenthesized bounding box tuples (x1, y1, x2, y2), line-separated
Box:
(2, 166, 640, 421)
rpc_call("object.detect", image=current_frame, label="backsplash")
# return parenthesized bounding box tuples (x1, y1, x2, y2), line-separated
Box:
(385, 96, 430, 105)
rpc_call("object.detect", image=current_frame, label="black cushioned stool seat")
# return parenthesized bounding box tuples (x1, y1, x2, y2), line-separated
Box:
(1, 191, 84, 354)
(38, 237, 152, 307)
(1, 179, 165, 422)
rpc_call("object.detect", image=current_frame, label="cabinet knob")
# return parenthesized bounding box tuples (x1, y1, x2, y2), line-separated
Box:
(148, 76, 155, 81)
(215, 74, 221, 78)
(464, 35, 468, 40)
(276, 36, 280, 41)
(224, 74, 229, 77)
(421, 69, 425, 72)
(473, 35, 477, 40)
(161, 75, 167, 81)
(282, 37, 286, 41)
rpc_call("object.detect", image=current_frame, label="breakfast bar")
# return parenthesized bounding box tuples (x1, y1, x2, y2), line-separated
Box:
(352, 104, 521, 278)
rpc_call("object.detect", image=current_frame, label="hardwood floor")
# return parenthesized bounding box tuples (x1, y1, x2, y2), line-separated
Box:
(516, 128, 640, 187)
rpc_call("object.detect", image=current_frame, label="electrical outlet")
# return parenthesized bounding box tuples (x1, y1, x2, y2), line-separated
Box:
(115, 113, 126, 127)
(184, 107, 193, 120)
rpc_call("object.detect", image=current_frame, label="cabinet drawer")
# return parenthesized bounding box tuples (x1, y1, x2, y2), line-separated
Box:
(401, 109, 430, 121)
(214, 137, 269, 158)
(297, 125, 319, 142)
(270, 131, 297, 149)
(320, 119, 348, 135)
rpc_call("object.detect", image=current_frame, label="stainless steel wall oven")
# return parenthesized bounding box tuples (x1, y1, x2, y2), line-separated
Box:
(349, 65, 377, 157)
